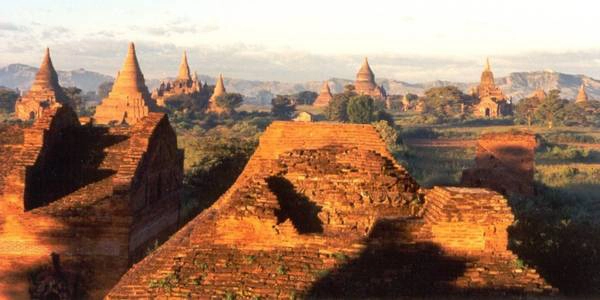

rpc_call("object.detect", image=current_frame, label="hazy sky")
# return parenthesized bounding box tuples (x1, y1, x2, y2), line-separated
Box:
(1, 0, 600, 82)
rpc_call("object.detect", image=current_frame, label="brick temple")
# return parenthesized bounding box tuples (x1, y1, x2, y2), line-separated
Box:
(151, 51, 202, 107)
(0, 43, 185, 299)
(94, 43, 157, 125)
(14, 48, 71, 121)
(108, 122, 555, 299)
(472, 58, 512, 118)
(312, 81, 333, 107)
(354, 57, 387, 100)
(206, 74, 227, 114)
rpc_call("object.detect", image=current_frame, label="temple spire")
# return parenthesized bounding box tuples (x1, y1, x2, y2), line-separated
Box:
(177, 51, 192, 81)
(111, 42, 148, 96)
(576, 83, 588, 103)
(30, 47, 61, 92)
(213, 73, 226, 97)
(485, 57, 491, 71)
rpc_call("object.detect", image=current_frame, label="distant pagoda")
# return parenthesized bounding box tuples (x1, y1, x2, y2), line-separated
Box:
(94, 42, 156, 125)
(152, 51, 201, 106)
(312, 81, 333, 107)
(206, 74, 227, 113)
(14, 48, 70, 120)
(575, 83, 588, 103)
(354, 57, 386, 100)
(530, 88, 547, 102)
(472, 58, 511, 118)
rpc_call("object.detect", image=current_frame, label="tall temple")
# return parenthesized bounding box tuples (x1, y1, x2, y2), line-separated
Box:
(14, 48, 70, 120)
(151, 51, 202, 106)
(94, 42, 156, 125)
(530, 88, 547, 102)
(575, 83, 588, 103)
(206, 74, 227, 113)
(312, 81, 333, 107)
(354, 57, 386, 100)
(472, 58, 511, 118)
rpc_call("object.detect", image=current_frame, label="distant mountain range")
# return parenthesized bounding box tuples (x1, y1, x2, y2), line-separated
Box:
(1, 63, 598, 102)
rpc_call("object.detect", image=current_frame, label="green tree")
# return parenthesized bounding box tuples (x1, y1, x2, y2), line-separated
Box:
(216, 93, 244, 115)
(562, 102, 588, 127)
(515, 97, 541, 126)
(0, 88, 19, 113)
(421, 86, 470, 120)
(535, 89, 568, 128)
(293, 91, 318, 105)
(346, 95, 374, 124)
(325, 94, 349, 122)
(271, 95, 295, 120)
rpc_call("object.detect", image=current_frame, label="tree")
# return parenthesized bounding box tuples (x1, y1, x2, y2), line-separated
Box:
(325, 94, 349, 122)
(63, 86, 83, 112)
(0, 88, 19, 113)
(346, 95, 374, 124)
(293, 91, 318, 105)
(97, 81, 113, 99)
(515, 97, 541, 126)
(216, 93, 244, 115)
(421, 86, 470, 119)
(271, 95, 295, 120)
(535, 89, 568, 128)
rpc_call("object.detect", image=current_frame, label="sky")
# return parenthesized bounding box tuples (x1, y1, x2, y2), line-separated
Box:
(1, 0, 600, 82)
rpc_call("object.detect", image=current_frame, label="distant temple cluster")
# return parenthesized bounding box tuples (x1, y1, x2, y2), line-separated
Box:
(151, 52, 202, 107)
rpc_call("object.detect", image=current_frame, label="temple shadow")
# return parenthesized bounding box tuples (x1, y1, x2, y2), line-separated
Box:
(266, 176, 323, 234)
(307, 219, 467, 298)
(508, 190, 600, 296)
(24, 126, 127, 210)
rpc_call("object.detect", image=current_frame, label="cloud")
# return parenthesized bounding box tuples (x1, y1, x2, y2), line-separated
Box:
(0, 22, 28, 32)
(137, 19, 219, 36)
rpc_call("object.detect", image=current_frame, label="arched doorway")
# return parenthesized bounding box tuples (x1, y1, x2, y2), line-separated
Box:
(485, 108, 490, 117)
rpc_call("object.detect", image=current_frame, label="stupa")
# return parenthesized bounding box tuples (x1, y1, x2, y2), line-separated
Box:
(94, 42, 155, 125)
(472, 58, 511, 118)
(354, 58, 386, 99)
(14, 48, 70, 120)
(206, 74, 227, 113)
(575, 83, 588, 103)
(312, 81, 333, 107)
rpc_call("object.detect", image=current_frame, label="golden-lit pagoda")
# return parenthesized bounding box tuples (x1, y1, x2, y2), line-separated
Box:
(575, 83, 588, 103)
(206, 74, 227, 113)
(14, 48, 70, 120)
(354, 57, 386, 99)
(312, 81, 333, 107)
(152, 51, 201, 106)
(94, 42, 156, 125)
(472, 58, 511, 118)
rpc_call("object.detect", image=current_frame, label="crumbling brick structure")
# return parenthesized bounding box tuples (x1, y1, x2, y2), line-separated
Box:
(461, 131, 537, 196)
(0, 105, 184, 299)
(108, 122, 554, 299)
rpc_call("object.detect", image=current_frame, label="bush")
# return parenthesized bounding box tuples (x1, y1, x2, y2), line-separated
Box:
(346, 95, 374, 124)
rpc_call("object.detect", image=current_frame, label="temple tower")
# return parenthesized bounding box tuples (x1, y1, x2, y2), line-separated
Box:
(152, 50, 201, 106)
(14, 48, 69, 120)
(354, 57, 386, 100)
(207, 74, 226, 113)
(575, 83, 588, 103)
(313, 81, 333, 107)
(94, 42, 155, 125)
(473, 58, 510, 118)
(177, 51, 192, 82)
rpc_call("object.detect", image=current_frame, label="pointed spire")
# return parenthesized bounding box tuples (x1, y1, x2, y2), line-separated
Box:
(212, 74, 226, 99)
(30, 47, 61, 92)
(320, 80, 331, 94)
(576, 83, 588, 103)
(110, 42, 149, 96)
(177, 51, 192, 81)
(357, 57, 375, 83)
(484, 57, 491, 71)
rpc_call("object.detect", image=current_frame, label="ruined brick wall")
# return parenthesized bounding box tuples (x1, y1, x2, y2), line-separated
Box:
(0, 110, 184, 299)
(108, 122, 555, 299)
(461, 131, 536, 196)
(126, 113, 184, 262)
